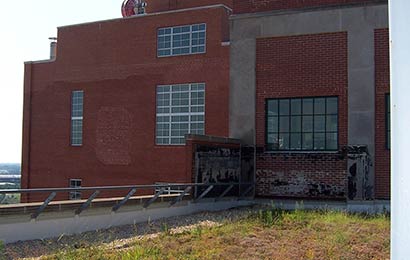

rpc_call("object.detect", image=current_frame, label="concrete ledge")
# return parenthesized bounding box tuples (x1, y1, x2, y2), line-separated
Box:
(0, 198, 255, 244)
(256, 199, 390, 214)
(185, 134, 241, 145)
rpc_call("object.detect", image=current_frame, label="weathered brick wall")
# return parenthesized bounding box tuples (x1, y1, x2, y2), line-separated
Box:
(234, 0, 381, 14)
(257, 153, 346, 198)
(255, 32, 348, 199)
(374, 28, 390, 199)
(21, 6, 230, 200)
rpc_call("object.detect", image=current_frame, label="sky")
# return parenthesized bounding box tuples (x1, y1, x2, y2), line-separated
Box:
(0, 1, 122, 163)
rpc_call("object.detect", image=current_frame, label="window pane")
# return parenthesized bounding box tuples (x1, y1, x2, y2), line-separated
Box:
(302, 133, 313, 150)
(326, 97, 338, 114)
(279, 100, 290, 115)
(303, 99, 313, 114)
(326, 115, 338, 132)
(267, 116, 278, 133)
(326, 133, 338, 150)
(314, 133, 325, 150)
(278, 133, 289, 150)
(157, 86, 170, 93)
(314, 115, 325, 132)
(314, 98, 326, 114)
(279, 116, 289, 132)
(267, 134, 279, 150)
(291, 99, 301, 115)
(267, 133, 278, 144)
(290, 116, 301, 132)
(267, 100, 278, 116)
(302, 116, 313, 132)
(290, 133, 301, 150)
(171, 138, 185, 144)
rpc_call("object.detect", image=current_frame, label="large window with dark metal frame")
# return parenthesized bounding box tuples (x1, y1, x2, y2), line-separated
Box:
(156, 83, 205, 145)
(266, 97, 338, 151)
(157, 23, 206, 57)
(386, 93, 391, 149)
(71, 90, 83, 146)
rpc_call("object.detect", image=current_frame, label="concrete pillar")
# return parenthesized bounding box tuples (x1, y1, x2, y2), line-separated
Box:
(390, 0, 410, 258)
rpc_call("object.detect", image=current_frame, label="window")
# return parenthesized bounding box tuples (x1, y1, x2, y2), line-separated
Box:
(266, 97, 338, 151)
(71, 90, 83, 146)
(69, 179, 82, 200)
(156, 83, 205, 145)
(386, 94, 391, 149)
(157, 23, 206, 57)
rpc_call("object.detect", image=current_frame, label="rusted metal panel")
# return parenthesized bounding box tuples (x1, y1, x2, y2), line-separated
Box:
(347, 145, 373, 200)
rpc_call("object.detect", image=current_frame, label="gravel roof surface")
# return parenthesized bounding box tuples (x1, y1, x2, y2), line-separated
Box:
(4, 206, 258, 260)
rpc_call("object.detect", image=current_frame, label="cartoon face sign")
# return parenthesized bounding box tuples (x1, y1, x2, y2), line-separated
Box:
(121, 0, 138, 17)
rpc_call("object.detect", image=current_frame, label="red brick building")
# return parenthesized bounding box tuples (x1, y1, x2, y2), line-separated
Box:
(22, 2, 232, 197)
(22, 0, 390, 201)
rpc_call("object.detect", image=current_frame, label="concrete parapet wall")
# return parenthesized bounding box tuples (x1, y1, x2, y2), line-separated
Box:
(0, 198, 254, 244)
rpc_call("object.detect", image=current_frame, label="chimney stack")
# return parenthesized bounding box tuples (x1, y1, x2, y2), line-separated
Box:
(49, 37, 57, 60)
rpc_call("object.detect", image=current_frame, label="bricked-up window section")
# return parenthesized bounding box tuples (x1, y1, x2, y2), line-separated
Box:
(69, 179, 82, 200)
(266, 97, 338, 151)
(157, 23, 206, 57)
(386, 94, 391, 149)
(156, 83, 205, 145)
(71, 90, 84, 146)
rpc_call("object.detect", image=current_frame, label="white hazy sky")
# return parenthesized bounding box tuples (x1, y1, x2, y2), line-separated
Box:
(0, 1, 122, 163)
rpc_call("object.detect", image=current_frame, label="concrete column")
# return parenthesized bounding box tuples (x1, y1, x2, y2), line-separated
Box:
(390, 0, 410, 257)
(342, 8, 378, 199)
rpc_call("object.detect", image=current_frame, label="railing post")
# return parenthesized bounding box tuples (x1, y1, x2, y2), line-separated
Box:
(239, 184, 254, 200)
(112, 188, 137, 212)
(31, 192, 57, 220)
(193, 185, 214, 203)
(143, 188, 165, 209)
(170, 186, 192, 206)
(75, 190, 100, 215)
(215, 184, 234, 202)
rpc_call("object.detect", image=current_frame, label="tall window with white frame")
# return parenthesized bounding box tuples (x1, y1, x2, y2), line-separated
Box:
(156, 83, 205, 145)
(157, 23, 206, 57)
(71, 90, 84, 146)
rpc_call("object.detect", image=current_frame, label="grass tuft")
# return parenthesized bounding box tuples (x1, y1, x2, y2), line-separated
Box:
(0, 241, 5, 260)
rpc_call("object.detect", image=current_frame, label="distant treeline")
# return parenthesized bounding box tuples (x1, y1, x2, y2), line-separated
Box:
(0, 163, 21, 175)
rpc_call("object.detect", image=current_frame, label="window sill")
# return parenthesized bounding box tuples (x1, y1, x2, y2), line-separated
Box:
(154, 144, 186, 147)
(157, 51, 206, 58)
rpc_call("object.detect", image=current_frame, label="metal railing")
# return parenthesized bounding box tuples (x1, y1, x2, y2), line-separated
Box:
(0, 182, 254, 220)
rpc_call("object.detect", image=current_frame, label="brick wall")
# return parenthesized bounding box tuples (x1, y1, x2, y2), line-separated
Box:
(21, 6, 230, 201)
(234, 0, 380, 14)
(374, 28, 390, 199)
(147, 0, 233, 13)
(255, 32, 348, 199)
